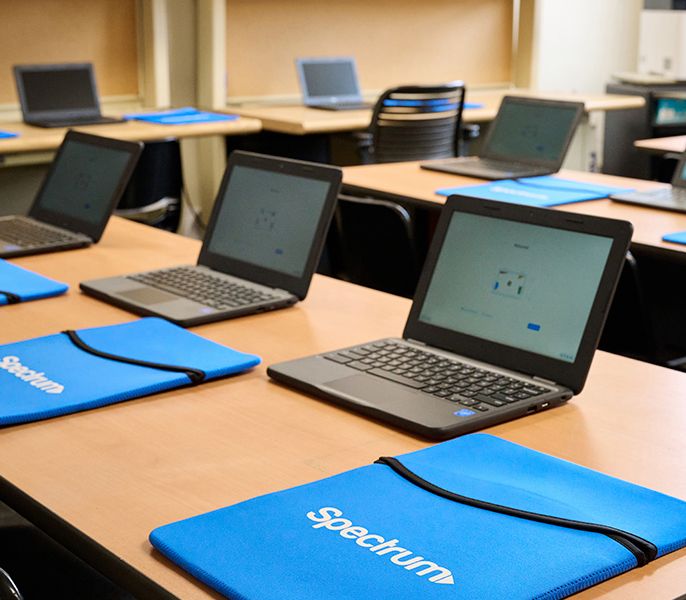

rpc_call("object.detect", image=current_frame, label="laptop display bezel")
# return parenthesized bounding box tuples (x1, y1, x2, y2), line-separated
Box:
(295, 57, 364, 106)
(14, 63, 104, 123)
(480, 96, 584, 170)
(403, 195, 632, 394)
(197, 151, 341, 299)
(29, 131, 143, 241)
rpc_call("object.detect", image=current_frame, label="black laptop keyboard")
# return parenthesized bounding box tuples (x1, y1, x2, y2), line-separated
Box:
(128, 267, 278, 309)
(324, 340, 550, 412)
(0, 218, 75, 248)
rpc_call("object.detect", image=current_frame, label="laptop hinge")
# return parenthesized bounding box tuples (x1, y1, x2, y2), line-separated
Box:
(533, 375, 558, 387)
(406, 338, 427, 346)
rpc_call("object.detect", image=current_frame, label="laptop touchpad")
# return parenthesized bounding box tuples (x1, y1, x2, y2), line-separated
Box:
(118, 287, 179, 305)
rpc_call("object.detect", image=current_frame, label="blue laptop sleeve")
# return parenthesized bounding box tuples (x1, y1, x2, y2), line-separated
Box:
(436, 177, 634, 207)
(0, 259, 68, 305)
(150, 434, 686, 600)
(0, 317, 260, 425)
(125, 107, 238, 125)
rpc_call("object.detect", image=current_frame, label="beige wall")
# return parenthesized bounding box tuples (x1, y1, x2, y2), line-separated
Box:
(225, 0, 514, 101)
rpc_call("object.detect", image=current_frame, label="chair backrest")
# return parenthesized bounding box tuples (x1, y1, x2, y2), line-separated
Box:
(368, 82, 466, 163)
(328, 194, 420, 298)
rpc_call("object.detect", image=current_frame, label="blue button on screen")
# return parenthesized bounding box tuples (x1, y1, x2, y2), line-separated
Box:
(527, 323, 541, 331)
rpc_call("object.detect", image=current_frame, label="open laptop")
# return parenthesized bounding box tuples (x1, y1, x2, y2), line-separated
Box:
(296, 57, 372, 111)
(14, 63, 124, 128)
(611, 151, 686, 213)
(268, 195, 632, 440)
(0, 131, 142, 259)
(80, 151, 342, 327)
(421, 96, 584, 180)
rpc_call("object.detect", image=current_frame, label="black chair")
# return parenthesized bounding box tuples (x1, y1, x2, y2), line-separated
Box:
(115, 139, 182, 232)
(359, 82, 466, 164)
(599, 252, 660, 362)
(0, 567, 22, 600)
(327, 194, 420, 298)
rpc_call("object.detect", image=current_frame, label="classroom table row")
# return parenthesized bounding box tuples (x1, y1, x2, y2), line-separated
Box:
(230, 88, 645, 135)
(0, 88, 644, 155)
(341, 162, 681, 252)
(0, 216, 685, 599)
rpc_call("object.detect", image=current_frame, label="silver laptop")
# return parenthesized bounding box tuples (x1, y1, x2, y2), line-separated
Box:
(611, 151, 686, 213)
(296, 57, 372, 111)
(268, 195, 632, 440)
(422, 96, 584, 180)
(80, 151, 341, 327)
(14, 63, 124, 128)
(0, 131, 142, 258)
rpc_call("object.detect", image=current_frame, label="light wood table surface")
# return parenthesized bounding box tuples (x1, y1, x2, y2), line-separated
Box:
(231, 89, 645, 135)
(342, 161, 686, 253)
(0, 117, 262, 155)
(635, 134, 686, 155)
(1, 217, 685, 599)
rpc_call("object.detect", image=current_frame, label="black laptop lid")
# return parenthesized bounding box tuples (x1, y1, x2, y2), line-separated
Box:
(14, 63, 103, 122)
(296, 57, 363, 106)
(198, 151, 341, 299)
(670, 153, 686, 189)
(29, 131, 143, 241)
(403, 196, 632, 393)
(481, 96, 584, 169)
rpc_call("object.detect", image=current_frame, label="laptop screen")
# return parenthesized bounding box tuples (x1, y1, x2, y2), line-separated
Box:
(296, 58, 361, 103)
(204, 165, 333, 279)
(15, 64, 99, 115)
(29, 132, 142, 240)
(418, 211, 612, 364)
(405, 196, 632, 393)
(482, 98, 582, 165)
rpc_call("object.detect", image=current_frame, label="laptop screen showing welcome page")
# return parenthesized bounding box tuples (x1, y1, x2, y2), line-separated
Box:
(418, 212, 612, 363)
(484, 101, 580, 163)
(35, 139, 134, 225)
(205, 165, 330, 277)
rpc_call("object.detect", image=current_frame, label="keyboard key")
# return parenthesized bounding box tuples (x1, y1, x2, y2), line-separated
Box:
(324, 353, 352, 364)
(367, 368, 424, 388)
(348, 361, 374, 371)
(474, 394, 506, 407)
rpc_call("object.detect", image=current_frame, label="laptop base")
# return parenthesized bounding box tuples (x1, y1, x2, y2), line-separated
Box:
(267, 339, 570, 440)
(611, 191, 686, 215)
(421, 160, 555, 181)
(80, 268, 298, 328)
(307, 103, 373, 111)
(26, 116, 125, 129)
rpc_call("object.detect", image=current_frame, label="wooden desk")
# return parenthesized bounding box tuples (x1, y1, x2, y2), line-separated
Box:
(342, 161, 686, 253)
(0, 118, 262, 155)
(0, 218, 685, 598)
(635, 134, 686, 155)
(231, 89, 645, 135)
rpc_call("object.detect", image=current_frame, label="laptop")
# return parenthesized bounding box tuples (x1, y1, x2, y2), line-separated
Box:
(80, 151, 342, 327)
(0, 131, 142, 259)
(296, 57, 373, 111)
(611, 151, 686, 213)
(14, 63, 124, 128)
(268, 195, 632, 440)
(421, 96, 584, 180)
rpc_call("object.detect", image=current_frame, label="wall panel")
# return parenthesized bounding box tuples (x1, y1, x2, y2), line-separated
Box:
(225, 0, 513, 99)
